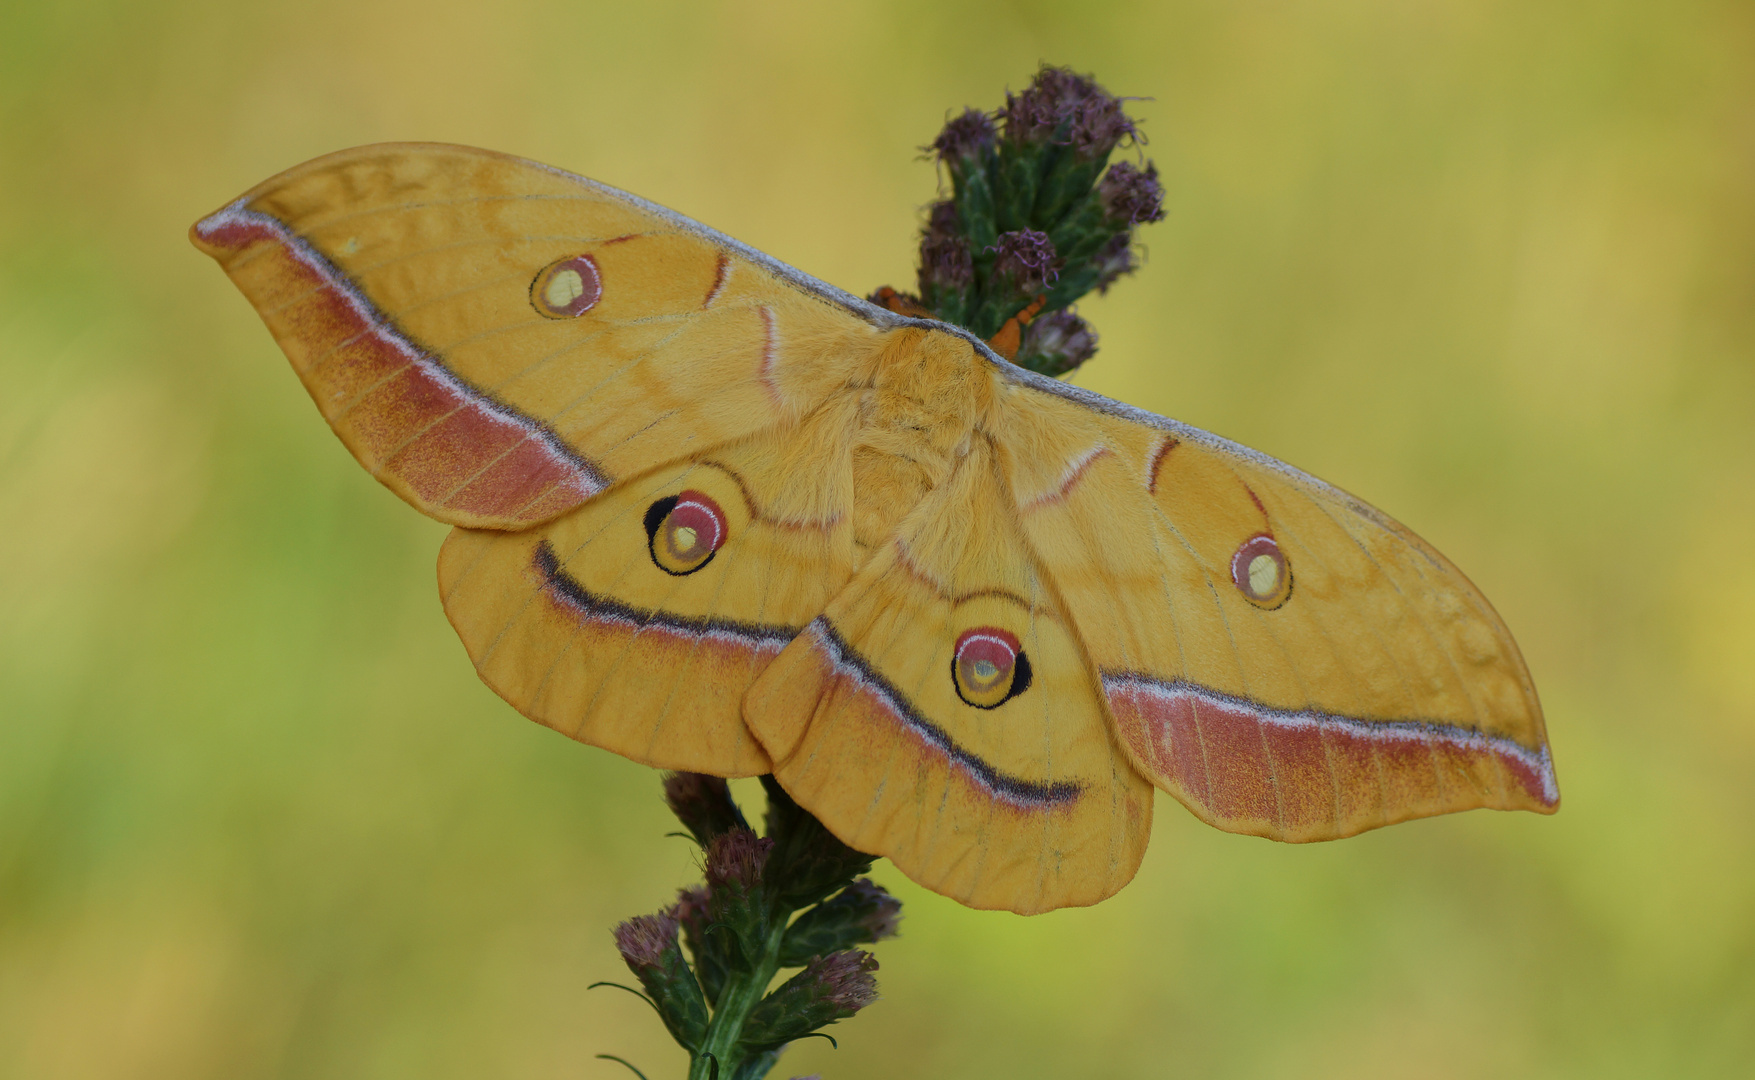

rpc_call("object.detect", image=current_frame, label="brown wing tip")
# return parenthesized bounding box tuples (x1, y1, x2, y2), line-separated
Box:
(189, 199, 258, 263)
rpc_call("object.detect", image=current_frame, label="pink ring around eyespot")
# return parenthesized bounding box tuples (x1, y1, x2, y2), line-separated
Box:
(531, 254, 603, 318)
(666, 491, 726, 556)
(955, 628, 1019, 679)
(1231, 533, 1288, 604)
(951, 626, 1032, 708)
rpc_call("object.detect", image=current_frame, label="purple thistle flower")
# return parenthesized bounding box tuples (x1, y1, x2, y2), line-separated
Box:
(988, 229, 1060, 292)
(1099, 161, 1166, 226)
(706, 829, 774, 892)
(1000, 65, 1138, 160)
(928, 107, 997, 166)
(614, 912, 680, 973)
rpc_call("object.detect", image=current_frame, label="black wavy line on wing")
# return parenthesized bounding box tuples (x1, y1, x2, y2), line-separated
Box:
(536, 540, 798, 647)
(810, 617, 1084, 808)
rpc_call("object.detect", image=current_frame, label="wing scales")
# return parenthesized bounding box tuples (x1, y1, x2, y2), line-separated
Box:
(989, 371, 1557, 841)
(196, 145, 1556, 916)
(745, 435, 1154, 914)
(193, 143, 887, 529)
(438, 396, 863, 775)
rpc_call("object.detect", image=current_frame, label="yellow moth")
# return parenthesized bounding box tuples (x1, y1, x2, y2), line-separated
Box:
(193, 144, 1556, 915)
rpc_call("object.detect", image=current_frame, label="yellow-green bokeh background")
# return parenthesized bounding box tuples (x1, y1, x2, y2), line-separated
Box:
(3, 1, 1752, 1076)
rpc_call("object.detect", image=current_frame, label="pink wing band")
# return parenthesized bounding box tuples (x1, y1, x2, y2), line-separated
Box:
(1103, 672, 1557, 838)
(195, 202, 606, 526)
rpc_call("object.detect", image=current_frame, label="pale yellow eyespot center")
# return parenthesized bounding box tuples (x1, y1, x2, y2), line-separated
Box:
(973, 659, 998, 682)
(544, 268, 585, 309)
(673, 525, 698, 550)
(1248, 553, 1280, 596)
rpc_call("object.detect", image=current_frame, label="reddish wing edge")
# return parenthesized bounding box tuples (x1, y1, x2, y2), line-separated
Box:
(991, 373, 1555, 842)
(193, 201, 607, 529)
(1105, 672, 1558, 842)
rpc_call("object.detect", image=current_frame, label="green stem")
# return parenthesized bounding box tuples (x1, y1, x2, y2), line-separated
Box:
(687, 916, 790, 1080)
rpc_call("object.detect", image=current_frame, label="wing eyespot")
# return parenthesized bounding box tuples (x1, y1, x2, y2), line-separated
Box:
(531, 254, 603, 318)
(645, 490, 727, 576)
(1231, 534, 1292, 609)
(952, 627, 1033, 709)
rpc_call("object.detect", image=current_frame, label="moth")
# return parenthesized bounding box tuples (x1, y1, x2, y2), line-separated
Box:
(193, 144, 1557, 915)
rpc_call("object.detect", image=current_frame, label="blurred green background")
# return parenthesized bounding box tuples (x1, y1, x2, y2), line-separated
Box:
(2, 0, 1752, 1077)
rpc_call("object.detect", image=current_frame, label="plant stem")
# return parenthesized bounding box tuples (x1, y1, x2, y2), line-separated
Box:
(630, 773, 891, 1077)
(687, 917, 790, 1080)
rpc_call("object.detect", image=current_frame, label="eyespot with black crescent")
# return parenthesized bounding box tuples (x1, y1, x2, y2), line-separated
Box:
(645, 490, 728, 576)
(952, 627, 1033, 708)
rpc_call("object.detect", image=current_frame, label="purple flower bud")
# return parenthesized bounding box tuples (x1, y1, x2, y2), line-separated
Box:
(740, 949, 882, 1050)
(614, 912, 680, 973)
(1001, 67, 1085, 143)
(612, 910, 709, 1048)
(662, 772, 745, 845)
(988, 229, 1060, 293)
(917, 199, 974, 298)
(1070, 98, 1139, 161)
(1000, 65, 1138, 160)
(1099, 161, 1165, 226)
(841, 878, 902, 942)
(706, 829, 773, 892)
(926, 199, 961, 238)
(670, 884, 710, 938)
(1030, 309, 1098, 356)
(919, 231, 973, 294)
(1018, 309, 1099, 376)
(1093, 232, 1138, 293)
(929, 108, 997, 165)
(804, 950, 880, 1014)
